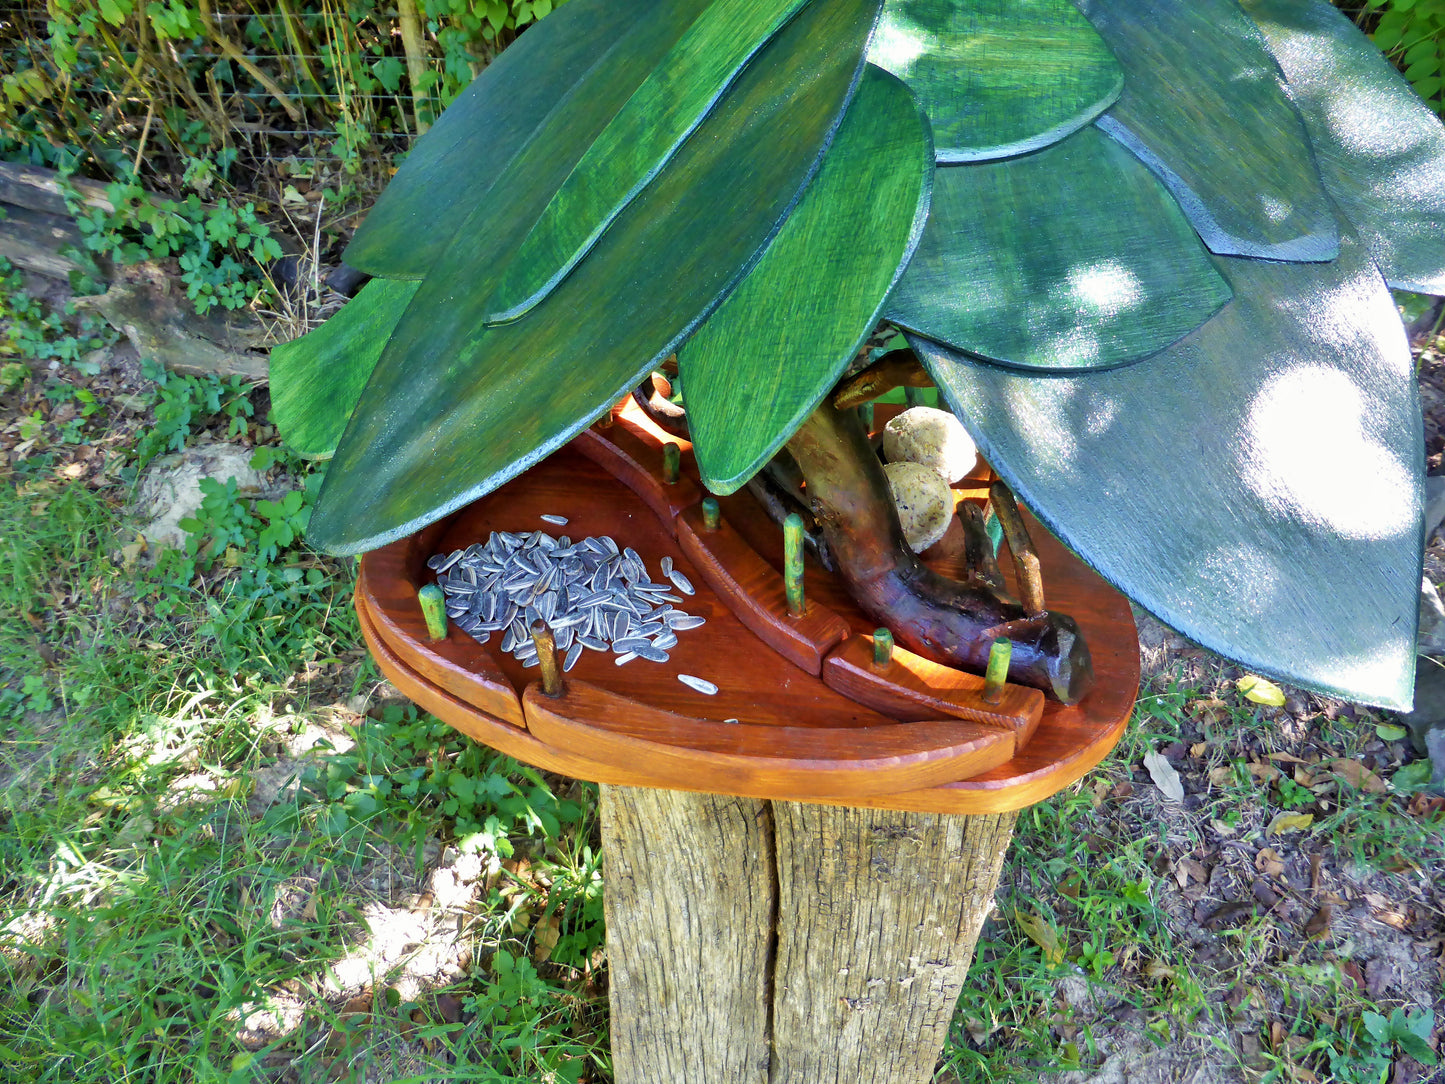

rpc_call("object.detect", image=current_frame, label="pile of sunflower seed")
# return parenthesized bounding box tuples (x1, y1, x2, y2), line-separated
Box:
(427, 526, 704, 673)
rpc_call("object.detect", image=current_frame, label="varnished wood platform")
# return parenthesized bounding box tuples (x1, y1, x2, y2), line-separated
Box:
(355, 399, 1138, 813)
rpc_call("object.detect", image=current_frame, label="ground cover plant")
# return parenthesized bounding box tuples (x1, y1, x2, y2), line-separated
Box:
(1, 2, 1443, 1081)
(0, 273, 1439, 1081)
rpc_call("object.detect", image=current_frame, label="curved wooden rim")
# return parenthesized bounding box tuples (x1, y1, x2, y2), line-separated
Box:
(355, 400, 1140, 813)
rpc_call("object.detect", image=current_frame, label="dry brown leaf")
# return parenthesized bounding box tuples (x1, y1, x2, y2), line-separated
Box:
(533, 914, 561, 962)
(1144, 751, 1185, 802)
(1249, 760, 1282, 783)
(1266, 752, 1308, 764)
(1304, 905, 1333, 939)
(1190, 741, 1209, 758)
(1144, 959, 1175, 981)
(1208, 765, 1233, 787)
(1328, 758, 1388, 794)
(1174, 856, 1209, 887)
(1254, 847, 1286, 877)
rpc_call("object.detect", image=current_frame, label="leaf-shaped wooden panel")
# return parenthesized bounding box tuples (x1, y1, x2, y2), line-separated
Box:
(307, 0, 881, 555)
(1077, 0, 1338, 262)
(680, 66, 932, 494)
(885, 126, 1231, 372)
(867, 0, 1121, 162)
(483, 0, 816, 323)
(910, 227, 1423, 710)
(270, 278, 420, 459)
(342, 0, 656, 279)
(350, 0, 713, 289)
(1242, 0, 1445, 295)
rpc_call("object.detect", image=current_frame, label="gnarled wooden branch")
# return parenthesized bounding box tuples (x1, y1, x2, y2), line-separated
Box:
(786, 399, 1093, 703)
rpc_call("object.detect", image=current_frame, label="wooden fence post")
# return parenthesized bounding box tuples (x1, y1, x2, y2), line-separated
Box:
(601, 784, 1017, 1084)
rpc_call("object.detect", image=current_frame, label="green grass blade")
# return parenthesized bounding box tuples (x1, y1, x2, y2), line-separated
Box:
(887, 126, 1232, 372)
(680, 64, 932, 494)
(308, 0, 884, 555)
(1078, 0, 1338, 262)
(483, 0, 818, 323)
(269, 278, 421, 459)
(913, 226, 1422, 710)
(1242, 0, 1445, 296)
(867, 0, 1122, 162)
(342, 0, 659, 279)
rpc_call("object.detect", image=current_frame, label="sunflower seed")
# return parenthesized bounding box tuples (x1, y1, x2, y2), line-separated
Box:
(634, 645, 670, 663)
(660, 555, 674, 577)
(678, 674, 718, 695)
(564, 641, 583, 671)
(667, 614, 706, 630)
(540, 514, 569, 526)
(612, 636, 654, 654)
(667, 570, 695, 595)
(652, 631, 678, 651)
(614, 651, 638, 666)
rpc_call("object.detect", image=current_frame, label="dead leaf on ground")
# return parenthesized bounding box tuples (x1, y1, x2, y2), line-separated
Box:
(1239, 674, 1286, 706)
(1267, 812, 1314, 836)
(1144, 750, 1185, 802)
(1174, 856, 1209, 888)
(1189, 741, 1209, 758)
(1255, 847, 1286, 877)
(1328, 758, 1388, 794)
(1208, 765, 1233, 787)
(1249, 759, 1282, 783)
(1266, 752, 1309, 764)
(1304, 904, 1333, 940)
(1201, 901, 1256, 931)
(1015, 910, 1064, 965)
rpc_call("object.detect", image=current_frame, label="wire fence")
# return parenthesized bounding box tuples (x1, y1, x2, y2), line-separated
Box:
(0, 2, 520, 175)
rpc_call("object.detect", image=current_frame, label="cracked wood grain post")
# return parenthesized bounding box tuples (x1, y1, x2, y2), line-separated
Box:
(601, 785, 1016, 1083)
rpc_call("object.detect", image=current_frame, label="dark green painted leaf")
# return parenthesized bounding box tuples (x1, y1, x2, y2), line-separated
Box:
(308, 0, 881, 555)
(885, 126, 1231, 372)
(1242, 0, 1445, 295)
(1077, 0, 1338, 262)
(910, 227, 1422, 710)
(866, 0, 1121, 162)
(680, 65, 932, 494)
(269, 279, 421, 459)
(483, 0, 815, 323)
(342, 0, 656, 279)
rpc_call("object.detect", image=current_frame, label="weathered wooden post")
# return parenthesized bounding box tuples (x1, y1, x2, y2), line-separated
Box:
(354, 403, 1138, 1082)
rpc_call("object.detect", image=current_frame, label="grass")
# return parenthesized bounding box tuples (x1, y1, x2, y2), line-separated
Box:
(0, 278, 1439, 1083)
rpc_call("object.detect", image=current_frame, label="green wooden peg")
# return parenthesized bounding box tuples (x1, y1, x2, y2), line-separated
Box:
(784, 512, 806, 617)
(662, 441, 681, 484)
(418, 584, 447, 641)
(873, 627, 894, 667)
(982, 636, 1012, 704)
(702, 496, 721, 531)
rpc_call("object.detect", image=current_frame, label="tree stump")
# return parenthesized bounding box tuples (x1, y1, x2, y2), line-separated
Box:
(601, 784, 1017, 1084)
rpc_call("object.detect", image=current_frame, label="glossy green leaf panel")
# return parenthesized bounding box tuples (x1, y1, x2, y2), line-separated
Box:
(350, 0, 714, 288)
(911, 227, 1423, 710)
(1077, 0, 1338, 262)
(866, 0, 1121, 162)
(269, 279, 420, 459)
(681, 65, 932, 495)
(483, 0, 816, 323)
(308, 0, 881, 555)
(885, 126, 1231, 372)
(342, 0, 656, 279)
(1242, 0, 1445, 295)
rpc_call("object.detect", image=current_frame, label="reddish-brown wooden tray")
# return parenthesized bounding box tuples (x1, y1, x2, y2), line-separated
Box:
(356, 399, 1139, 813)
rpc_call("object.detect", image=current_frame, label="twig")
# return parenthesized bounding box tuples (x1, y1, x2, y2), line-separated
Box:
(197, 0, 304, 122)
